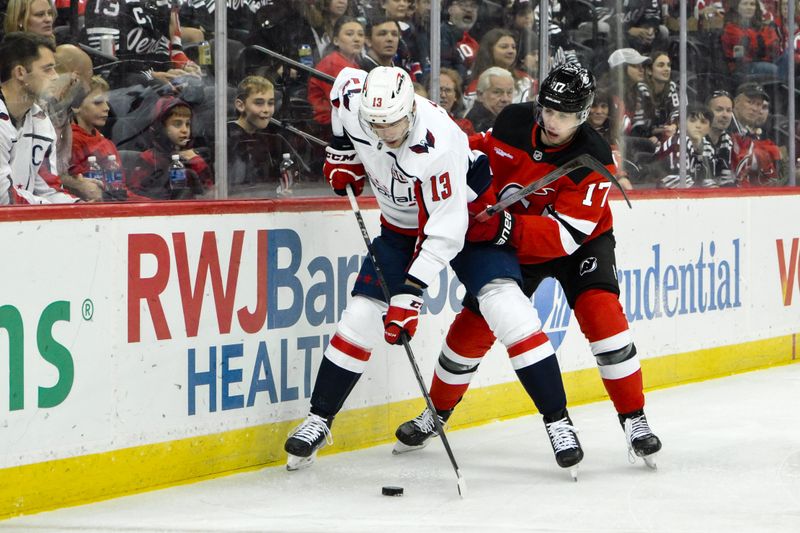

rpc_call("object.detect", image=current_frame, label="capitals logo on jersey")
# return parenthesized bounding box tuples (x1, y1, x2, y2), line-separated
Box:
(410, 129, 436, 154)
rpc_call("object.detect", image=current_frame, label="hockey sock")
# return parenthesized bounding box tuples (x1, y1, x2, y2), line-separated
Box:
(429, 307, 495, 410)
(602, 369, 645, 415)
(309, 296, 383, 419)
(310, 356, 362, 419)
(574, 289, 645, 414)
(514, 353, 567, 416)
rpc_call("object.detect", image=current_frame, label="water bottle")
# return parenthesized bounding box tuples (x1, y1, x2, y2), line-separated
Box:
(104, 155, 123, 191)
(298, 44, 313, 67)
(169, 154, 188, 190)
(198, 40, 212, 67)
(85, 156, 103, 185)
(278, 153, 296, 196)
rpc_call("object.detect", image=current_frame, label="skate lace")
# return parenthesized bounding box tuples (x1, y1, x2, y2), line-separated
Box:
(624, 414, 652, 463)
(412, 409, 441, 434)
(545, 418, 579, 452)
(290, 414, 333, 446)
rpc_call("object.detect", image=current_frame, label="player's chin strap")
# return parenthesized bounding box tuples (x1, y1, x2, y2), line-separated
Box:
(476, 154, 632, 222)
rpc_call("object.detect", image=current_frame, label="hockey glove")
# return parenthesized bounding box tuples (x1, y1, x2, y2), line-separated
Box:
(465, 203, 517, 247)
(383, 284, 424, 345)
(324, 138, 366, 197)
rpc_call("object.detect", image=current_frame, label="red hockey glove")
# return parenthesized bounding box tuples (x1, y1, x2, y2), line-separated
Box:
(466, 203, 517, 246)
(324, 144, 366, 197)
(383, 285, 424, 345)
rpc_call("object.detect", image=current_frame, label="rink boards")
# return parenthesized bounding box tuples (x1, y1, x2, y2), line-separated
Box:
(1, 190, 798, 518)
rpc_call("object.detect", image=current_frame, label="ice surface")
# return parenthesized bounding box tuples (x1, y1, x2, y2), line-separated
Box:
(3, 364, 799, 533)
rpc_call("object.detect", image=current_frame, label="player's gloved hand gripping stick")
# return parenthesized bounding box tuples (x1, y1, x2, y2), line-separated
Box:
(345, 184, 467, 497)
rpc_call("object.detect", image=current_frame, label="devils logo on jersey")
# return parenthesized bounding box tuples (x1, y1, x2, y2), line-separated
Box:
(579, 257, 598, 276)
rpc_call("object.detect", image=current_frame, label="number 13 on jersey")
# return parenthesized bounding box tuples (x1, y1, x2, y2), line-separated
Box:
(430, 172, 452, 201)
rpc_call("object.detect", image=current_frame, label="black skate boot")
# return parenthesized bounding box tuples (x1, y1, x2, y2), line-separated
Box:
(393, 407, 453, 454)
(543, 408, 584, 481)
(619, 408, 661, 469)
(284, 413, 333, 471)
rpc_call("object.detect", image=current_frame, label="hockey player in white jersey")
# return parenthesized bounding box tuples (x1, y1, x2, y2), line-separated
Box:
(0, 33, 77, 205)
(284, 66, 583, 476)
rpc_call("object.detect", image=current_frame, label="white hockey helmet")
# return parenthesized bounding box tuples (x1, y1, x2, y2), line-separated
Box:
(359, 66, 416, 133)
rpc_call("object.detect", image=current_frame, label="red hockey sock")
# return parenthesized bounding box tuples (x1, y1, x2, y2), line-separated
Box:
(602, 369, 645, 414)
(429, 307, 495, 411)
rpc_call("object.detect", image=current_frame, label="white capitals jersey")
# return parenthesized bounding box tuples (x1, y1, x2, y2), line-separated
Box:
(330, 68, 471, 288)
(0, 98, 76, 205)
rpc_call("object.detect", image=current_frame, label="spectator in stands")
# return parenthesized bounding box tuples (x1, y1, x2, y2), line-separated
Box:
(359, 17, 400, 71)
(227, 75, 293, 188)
(705, 89, 735, 186)
(381, 0, 425, 80)
(606, 48, 656, 143)
(776, 0, 800, 78)
(441, 0, 481, 83)
(128, 96, 213, 200)
(618, 0, 668, 54)
(721, 0, 781, 79)
(729, 82, 784, 185)
(308, 16, 365, 127)
(654, 104, 716, 188)
(464, 28, 534, 111)
(587, 88, 633, 189)
(70, 76, 144, 201)
(81, 0, 201, 88)
(644, 50, 679, 138)
(4, 0, 56, 44)
(435, 67, 475, 135)
(0, 32, 76, 204)
(465, 66, 514, 132)
(505, 0, 537, 72)
(51, 44, 101, 200)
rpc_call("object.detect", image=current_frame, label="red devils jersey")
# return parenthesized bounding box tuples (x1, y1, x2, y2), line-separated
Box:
(469, 102, 616, 265)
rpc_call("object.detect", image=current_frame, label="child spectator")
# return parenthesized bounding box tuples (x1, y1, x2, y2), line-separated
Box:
(129, 96, 213, 200)
(70, 75, 147, 201)
(654, 105, 716, 188)
(227, 76, 293, 189)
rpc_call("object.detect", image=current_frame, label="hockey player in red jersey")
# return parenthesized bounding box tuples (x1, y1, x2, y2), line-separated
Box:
(395, 62, 662, 468)
(283, 66, 582, 474)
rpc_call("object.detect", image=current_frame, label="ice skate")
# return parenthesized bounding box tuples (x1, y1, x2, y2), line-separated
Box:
(619, 409, 661, 469)
(284, 413, 333, 471)
(543, 409, 584, 481)
(393, 407, 453, 454)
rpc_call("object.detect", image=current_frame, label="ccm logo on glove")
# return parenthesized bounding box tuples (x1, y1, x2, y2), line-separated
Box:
(383, 286, 424, 345)
(324, 145, 367, 196)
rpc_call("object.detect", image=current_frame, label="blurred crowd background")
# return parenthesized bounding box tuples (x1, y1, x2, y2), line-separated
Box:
(1, 0, 798, 203)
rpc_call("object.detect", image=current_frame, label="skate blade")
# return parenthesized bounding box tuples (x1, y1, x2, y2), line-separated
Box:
(568, 465, 579, 482)
(392, 440, 431, 455)
(642, 453, 658, 470)
(286, 452, 317, 471)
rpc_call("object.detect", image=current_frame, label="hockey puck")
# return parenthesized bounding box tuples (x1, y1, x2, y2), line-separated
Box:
(381, 485, 404, 496)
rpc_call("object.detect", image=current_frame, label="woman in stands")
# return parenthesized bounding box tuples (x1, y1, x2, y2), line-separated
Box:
(4, 0, 56, 43)
(721, 0, 781, 79)
(463, 28, 533, 112)
(307, 16, 365, 128)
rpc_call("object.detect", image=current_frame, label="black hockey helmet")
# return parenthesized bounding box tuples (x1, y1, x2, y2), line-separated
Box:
(537, 62, 596, 123)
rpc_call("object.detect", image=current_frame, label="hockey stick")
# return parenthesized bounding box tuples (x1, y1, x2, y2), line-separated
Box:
(475, 154, 631, 222)
(344, 185, 467, 498)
